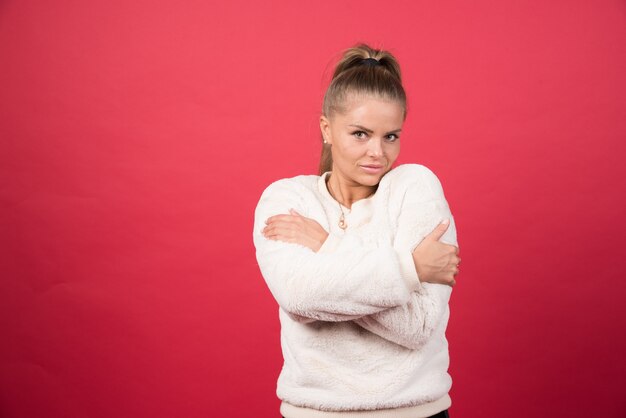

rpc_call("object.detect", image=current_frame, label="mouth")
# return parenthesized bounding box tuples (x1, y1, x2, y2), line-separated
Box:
(359, 164, 385, 174)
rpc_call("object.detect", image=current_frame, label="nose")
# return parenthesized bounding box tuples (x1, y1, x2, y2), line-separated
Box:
(367, 138, 384, 157)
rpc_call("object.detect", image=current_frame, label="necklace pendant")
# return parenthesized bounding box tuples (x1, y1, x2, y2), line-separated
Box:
(338, 213, 347, 230)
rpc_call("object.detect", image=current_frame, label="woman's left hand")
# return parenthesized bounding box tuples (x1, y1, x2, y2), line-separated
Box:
(262, 209, 329, 252)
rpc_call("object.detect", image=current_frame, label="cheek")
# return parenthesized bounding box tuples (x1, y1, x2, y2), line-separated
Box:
(385, 144, 401, 162)
(335, 140, 361, 161)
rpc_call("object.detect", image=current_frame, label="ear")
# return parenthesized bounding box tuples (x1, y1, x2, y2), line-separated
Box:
(319, 115, 332, 145)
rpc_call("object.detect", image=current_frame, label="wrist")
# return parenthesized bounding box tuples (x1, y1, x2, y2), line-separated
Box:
(314, 232, 330, 253)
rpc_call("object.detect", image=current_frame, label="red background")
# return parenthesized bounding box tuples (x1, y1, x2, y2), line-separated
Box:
(1, 1, 625, 417)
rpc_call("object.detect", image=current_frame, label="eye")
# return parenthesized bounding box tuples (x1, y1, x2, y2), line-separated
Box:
(385, 134, 399, 142)
(352, 131, 368, 140)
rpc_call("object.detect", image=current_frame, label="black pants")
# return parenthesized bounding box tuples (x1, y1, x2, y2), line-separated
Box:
(282, 410, 449, 418)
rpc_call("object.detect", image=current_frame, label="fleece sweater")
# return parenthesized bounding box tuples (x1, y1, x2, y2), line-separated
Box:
(253, 164, 459, 417)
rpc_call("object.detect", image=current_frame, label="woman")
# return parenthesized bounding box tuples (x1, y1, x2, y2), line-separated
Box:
(253, 44, 461, 418)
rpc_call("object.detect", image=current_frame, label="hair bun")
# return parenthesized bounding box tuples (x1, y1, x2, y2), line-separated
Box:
(360, 57, 382, 67)
(331, 43, 402, 83)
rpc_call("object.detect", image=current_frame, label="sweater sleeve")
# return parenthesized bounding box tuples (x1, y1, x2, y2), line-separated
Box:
(352, 165, 459, 349)
(253, 178, 420, 322)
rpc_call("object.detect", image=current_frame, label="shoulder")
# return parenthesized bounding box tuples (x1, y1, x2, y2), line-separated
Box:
(384, 163, 437, 181)
(382, 164, 445, 198)
(257, 174, 320, 203)
(254, 174, 324, 226)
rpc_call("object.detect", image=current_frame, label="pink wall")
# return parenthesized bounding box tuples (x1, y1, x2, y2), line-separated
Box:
(1, 1, 625, 417)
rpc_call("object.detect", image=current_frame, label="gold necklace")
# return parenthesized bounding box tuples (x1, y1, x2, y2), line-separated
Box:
(326, 176, 348, 230)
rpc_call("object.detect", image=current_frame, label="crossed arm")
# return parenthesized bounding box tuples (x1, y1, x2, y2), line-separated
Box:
(253, 165, 460, 349)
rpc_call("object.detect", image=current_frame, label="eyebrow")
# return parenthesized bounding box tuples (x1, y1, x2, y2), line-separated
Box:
(348, 124, 402, 135)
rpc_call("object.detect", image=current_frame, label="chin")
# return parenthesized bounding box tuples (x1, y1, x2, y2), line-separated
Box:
(357, 173, 384, 186)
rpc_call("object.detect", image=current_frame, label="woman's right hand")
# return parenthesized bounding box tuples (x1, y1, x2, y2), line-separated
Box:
(411, 219, 461, 287)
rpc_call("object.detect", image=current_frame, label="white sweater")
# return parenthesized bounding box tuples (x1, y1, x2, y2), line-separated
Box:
(253, 164, 459, 417)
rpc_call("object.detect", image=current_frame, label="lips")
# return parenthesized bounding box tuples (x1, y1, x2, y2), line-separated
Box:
(359, 164, 385, 174)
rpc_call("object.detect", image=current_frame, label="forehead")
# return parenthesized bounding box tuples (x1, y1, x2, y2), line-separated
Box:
(335, 93, 405, 128)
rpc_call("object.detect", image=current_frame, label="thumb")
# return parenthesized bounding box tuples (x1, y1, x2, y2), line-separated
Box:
(427, 218, 450, 241)
(289, 208, 301, 216)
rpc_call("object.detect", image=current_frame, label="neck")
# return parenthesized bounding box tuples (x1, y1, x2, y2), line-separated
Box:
(326, 171, 377, 209)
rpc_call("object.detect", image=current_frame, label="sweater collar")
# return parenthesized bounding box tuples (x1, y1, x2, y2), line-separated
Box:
(318, 171, 378, 212)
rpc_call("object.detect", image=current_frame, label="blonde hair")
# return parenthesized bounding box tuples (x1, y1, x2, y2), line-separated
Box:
(319, 43, 407, 175)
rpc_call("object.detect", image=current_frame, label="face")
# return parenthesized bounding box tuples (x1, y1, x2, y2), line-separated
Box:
(320, 94, 404, 188)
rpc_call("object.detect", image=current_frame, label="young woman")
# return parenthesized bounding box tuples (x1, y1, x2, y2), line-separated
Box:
(253, 44, 461, 418)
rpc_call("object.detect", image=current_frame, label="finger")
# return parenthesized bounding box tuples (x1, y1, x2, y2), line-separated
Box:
(265, 219, 291, 229)
(427, 219, 450, 241)
(266, 214, 291, 223)
(265, 235, 296, 244)
(266, 220, 302, 235)
(263, 224, 280, 236)
(289, 208, 303, 216)
(264, 212, 291, 223)
(262, 223, 276, 234)
(265, 225, 298, 239)
(263, 230, 295, 242)
(446, 244, 458, 255)
(443, 274, 456, 286)
(265, 214, 298, 225)
(262, 224, 280, 236)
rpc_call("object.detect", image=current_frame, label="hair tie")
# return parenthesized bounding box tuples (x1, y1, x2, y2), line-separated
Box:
(361, 57, 381, 67)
